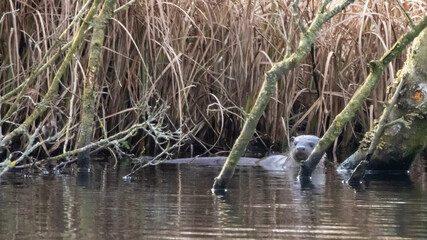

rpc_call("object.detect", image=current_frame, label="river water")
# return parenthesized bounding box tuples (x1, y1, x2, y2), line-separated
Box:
(1, 159, 426, 239)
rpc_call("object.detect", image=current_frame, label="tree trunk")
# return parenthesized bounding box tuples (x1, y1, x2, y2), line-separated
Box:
(77, 0, 117, 169)
(299, 15, 427, 178)
(339, 28, 427, 171)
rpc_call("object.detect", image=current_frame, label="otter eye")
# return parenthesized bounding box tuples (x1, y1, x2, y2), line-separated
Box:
(309, 143, 315, 148)
(294, 141, 297, 146)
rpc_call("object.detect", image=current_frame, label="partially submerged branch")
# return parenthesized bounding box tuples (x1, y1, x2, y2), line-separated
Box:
(0, 125, 64, 177)
(212, 0, 355, 190)
(299, 14, 427, 178)
(347, 75, 406, 182)
(340, 27, 427, 175)
(77, 0, 118, 169)
(2, 104, 189, 175)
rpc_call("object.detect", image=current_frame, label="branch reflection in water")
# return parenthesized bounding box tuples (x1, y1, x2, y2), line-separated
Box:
(0, 158, 426, 239)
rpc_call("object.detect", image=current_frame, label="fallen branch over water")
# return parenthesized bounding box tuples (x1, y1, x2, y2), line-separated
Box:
(0, 105, 189, 176)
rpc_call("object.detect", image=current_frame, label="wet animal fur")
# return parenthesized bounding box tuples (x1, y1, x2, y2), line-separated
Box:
(161, 135, 324, 171)
(256, 135, 324, 170)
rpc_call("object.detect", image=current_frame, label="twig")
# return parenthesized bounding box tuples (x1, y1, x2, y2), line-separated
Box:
(384, 118, 411, 128)
(292, 0, 306, 34)
(395, 0, 414, 28)
(366, 75, 407, 160)
(0, 126, 64, 177)
(114, 0, 136, 13)
(0, 0, 91, 105)
(52, 158, 77, 171)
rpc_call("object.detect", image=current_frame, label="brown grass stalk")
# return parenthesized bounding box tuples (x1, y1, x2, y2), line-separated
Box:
(0, 0, 425, 162)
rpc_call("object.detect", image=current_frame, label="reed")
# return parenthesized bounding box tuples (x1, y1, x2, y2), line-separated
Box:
(0, 0, 425, 158)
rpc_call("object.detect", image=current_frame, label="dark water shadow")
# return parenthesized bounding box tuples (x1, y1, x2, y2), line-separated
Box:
(77, 171, 90, 188)
(364, 173, 413, 188)
(339, 169, 414, 191)
(0, 171, 28, 188)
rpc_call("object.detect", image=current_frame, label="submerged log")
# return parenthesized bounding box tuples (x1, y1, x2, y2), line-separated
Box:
(162, 157, 259, 167)
(339, 28, 427, 172)
(161, 154, 323, 170)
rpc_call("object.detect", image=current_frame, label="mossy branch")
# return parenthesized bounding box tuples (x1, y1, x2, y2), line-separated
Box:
(292, 0, 306, 34)
(0, 0, 101, 149)
(0, 1, 91, 105)
(3, 122, 145, 173)
(77, 0, 118, 168)
(7, 105, 189, 174)
(299, 13, 427, 178)
(0, 42, 70, 125)
(212, 0, 355, 190)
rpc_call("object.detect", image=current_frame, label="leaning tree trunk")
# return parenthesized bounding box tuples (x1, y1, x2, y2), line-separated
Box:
(339, 27, 427, 171)
(212, 0, 355, 190)
(299, 15, 427, 178)
(76, 0, 117, 169)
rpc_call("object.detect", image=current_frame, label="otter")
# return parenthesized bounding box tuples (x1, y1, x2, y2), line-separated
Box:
(256, 135, 322, 170)
(289, 135, 320, 162)
(160, 135, 323, 171)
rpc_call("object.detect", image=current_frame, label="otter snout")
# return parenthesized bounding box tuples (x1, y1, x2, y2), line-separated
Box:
(297, 147, 306, 151)
(292, 150, 310, 162)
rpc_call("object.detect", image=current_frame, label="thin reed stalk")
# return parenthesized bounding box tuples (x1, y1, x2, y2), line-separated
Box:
(0, 0, 425, 161)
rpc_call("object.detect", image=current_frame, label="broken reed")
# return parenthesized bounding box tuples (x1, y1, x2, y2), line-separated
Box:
(0, 0, 425, 156)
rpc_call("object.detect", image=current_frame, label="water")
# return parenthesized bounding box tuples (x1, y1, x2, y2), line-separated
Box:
(1, 160, 427, 239)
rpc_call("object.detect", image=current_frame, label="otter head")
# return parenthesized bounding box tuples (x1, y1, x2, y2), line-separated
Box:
(290, 135, 319, 162)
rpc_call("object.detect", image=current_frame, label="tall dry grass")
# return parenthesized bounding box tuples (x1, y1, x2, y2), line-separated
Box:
(0, 0, 426, 158)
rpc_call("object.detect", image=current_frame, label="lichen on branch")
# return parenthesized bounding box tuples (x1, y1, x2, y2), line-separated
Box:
(212, 0, 355, 190)
(299, 14, 427, 178)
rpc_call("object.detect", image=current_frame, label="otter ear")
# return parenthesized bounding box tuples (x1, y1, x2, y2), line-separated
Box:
(290, 136, 295, 143)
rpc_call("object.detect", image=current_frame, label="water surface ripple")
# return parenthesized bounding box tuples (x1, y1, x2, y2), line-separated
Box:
(1, 161, 426, 239)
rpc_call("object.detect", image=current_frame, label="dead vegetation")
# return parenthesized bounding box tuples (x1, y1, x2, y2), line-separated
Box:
(0, 0, 425, 167)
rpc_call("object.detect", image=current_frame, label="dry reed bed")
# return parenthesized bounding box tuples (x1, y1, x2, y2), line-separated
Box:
(0, 0, 426, 157)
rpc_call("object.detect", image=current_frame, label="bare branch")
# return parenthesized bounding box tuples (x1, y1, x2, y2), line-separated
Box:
(395, 0, 414, 27)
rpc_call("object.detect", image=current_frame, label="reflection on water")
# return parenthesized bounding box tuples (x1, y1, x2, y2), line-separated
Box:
(0, 160, 427, 239)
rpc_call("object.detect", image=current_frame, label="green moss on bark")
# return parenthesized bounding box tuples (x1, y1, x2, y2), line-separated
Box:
(339, 28, 427, 171)
(77, 0, 118, 169)
(213, 0, 355, 190)
(300, 15, 427, 177)
(0, 0, 101, 148)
